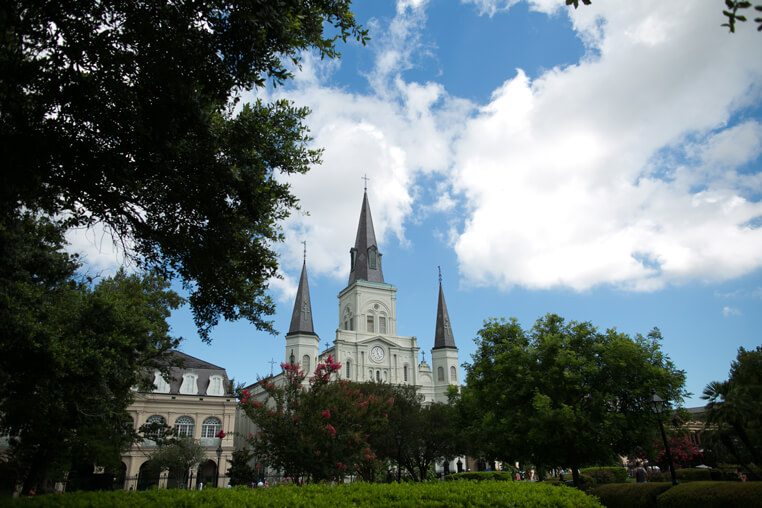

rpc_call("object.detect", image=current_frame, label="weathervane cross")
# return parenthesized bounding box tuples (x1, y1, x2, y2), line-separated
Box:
(361, 174, 370, 191)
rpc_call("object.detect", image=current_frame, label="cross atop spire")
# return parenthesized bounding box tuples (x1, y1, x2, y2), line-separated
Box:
(361, 174, 370, 191)
(438, 265, 442, 285)
(302, 240, 307, 262)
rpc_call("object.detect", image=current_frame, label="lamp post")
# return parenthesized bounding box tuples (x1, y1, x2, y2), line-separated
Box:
(395, 432, 402, 482)
(216, 441, 223, 488)
(650, 394, 678, 486)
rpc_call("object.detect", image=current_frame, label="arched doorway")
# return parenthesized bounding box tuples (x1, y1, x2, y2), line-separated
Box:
(113, 462, 127, 490)
(166, 466, 188, 489)
(137, 461, 160, 491)
(196, 460, 217, 488)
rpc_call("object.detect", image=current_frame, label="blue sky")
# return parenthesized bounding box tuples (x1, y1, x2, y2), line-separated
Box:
(71, 1, 762, 407)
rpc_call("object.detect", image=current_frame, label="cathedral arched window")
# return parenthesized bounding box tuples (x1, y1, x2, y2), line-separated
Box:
(450, 366, 457, 383)
(302, 354, 311, 374)
(343, 307, 353, 331)
(376, 370, 381, 382)
(403, 364, 409, 382)
(201, 417, 222, 438)
(379, 315, 387, 334)
(174, 416, 194, 437)
(366, 315, 374, 333)
(346, 359, 351, 379)
(437, 366, 445, 382)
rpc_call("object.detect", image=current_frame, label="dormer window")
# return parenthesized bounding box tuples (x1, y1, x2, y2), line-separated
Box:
(152, 371, 170, 393)
(207, 375, 225, 396)
(179, 373, 198, 395)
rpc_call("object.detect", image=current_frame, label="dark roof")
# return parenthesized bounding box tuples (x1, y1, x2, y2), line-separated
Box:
(433, 280, 457, 350)
(146, 350, 232, 397)
(348, 191, 385, 285)
(287, 260, 317, 337)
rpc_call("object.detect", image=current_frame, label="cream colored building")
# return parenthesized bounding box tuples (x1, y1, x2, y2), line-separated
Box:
(122, 351, 237, 490)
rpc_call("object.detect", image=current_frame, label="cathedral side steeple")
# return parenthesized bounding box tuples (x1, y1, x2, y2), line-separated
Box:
(348, 190, 384, 285)
(287, 254, 316, 337)
(432, 268, 457, 350)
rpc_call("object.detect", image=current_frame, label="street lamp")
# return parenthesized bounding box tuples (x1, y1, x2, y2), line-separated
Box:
(216, 441, 223, 488)
(650, 394, 678, 486)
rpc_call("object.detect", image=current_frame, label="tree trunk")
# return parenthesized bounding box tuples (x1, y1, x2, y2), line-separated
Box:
(570, 461, 581, 488)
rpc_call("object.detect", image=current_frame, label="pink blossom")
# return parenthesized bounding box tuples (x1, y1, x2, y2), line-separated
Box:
(216, 430, 226, 439)
(321, 409, 331, 419)
(325, 423, 337, 437)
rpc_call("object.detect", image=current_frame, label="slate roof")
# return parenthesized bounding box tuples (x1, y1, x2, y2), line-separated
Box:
(433, 280, 457, 350)
(148, 350, 232, 396)
(287, 260, 317, 337)
(348, 191, 385, 285)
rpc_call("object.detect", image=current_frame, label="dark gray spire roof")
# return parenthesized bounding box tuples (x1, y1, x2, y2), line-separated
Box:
(433, 278, 457, 350)
(348, 191, 385, 285)
(287, 260, 316, 336)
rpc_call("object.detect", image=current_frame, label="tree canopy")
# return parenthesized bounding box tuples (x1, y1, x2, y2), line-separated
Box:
(1, 0, 367, 340)
(458, 314, 686, 485)
(0, 213, 182, 493)
(702, 345, 762, 478)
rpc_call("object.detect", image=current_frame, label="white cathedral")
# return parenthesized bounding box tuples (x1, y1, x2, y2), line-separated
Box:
(275, 189, 460, 403)
(237, 189, 461, 450)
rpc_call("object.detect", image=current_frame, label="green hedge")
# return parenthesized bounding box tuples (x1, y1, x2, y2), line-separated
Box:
(649, 468, 732, 483)
(1, 482, 603, 507)
(591, 483, 672, 508)
(444, 471, 514, 482)
(657, 481, 762, 508)
(580, 467, 628, 484)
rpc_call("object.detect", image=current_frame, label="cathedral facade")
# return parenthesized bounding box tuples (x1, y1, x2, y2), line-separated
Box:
(282, 190, 460, 403)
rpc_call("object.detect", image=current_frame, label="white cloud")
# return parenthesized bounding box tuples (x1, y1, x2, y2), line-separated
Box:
(451, 1, 762, 292)
(64, 220, 132, 277)
(722, 306, 742, 317)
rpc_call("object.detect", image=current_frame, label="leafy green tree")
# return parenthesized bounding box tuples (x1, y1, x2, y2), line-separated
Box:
(0, 213, 182, 493)
(459, 314, 686, 486)
(1, 1, 367, 340)
(702, 345, 762, 479)
(227, 448, 259, 486)
(149, 438, 206, 489)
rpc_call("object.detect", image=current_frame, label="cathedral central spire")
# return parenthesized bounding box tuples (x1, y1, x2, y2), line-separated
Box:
(348, 189, 384, 285)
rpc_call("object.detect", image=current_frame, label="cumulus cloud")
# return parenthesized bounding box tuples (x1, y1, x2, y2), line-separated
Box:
(451, 1, 762, 292)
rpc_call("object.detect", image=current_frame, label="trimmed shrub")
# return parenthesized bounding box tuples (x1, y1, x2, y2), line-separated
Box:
(657, 481, 762, 508)
(444, 471, 514, 481)
(591, 483, 673, 508)
(580, 467, 628, 484)
(577, 474, 597, 493)
(1, 481, 604, 507)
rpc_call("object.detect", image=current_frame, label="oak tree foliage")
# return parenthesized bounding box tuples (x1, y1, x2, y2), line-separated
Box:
(1, 0, 368, 340)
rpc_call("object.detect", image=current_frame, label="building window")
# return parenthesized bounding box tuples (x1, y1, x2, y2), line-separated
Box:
(175, 416, 195, 437)
(201, 417, 222, 438)
(145, 415, 166, 439)
(379, 316, 387, 334)
(346, 360, 351, 379)
(367, 315, 374, 333)
(450, 366, 457, 383)
(376, 370, 381, 382)
(179, 373, 198, 395)
(438, 366, 445, 382)
(207, 375, 225, 396)
(404, 364, 408, 382)
(152, 371, 170, 393)
(302, 354, 311, 374)
(369, 249, 377, 269)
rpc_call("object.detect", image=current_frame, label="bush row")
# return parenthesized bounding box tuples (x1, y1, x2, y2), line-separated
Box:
(2, 481, 604, 508)
(580, 467, 628, 485)
(648, 467, 741, 483)
(592, 481, 762, 508)
(444, 471, 514, 482)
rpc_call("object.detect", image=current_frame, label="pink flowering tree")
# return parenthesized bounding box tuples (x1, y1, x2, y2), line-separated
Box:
(237, 355, 393, 482)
